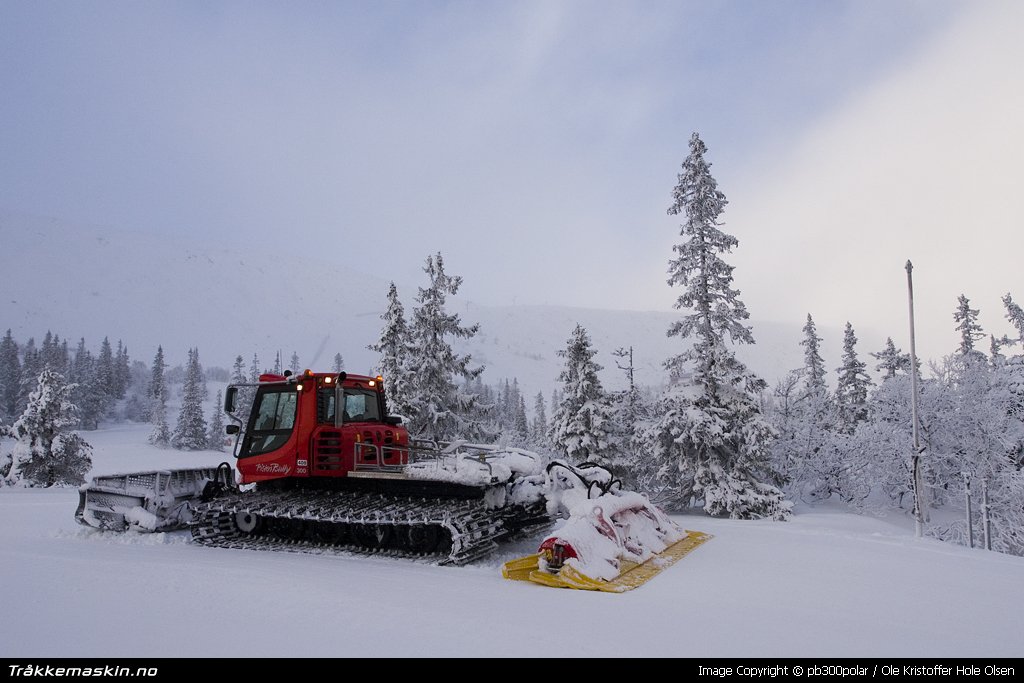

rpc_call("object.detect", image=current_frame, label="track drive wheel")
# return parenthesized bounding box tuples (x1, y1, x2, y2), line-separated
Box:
(234, 511, 260, 534)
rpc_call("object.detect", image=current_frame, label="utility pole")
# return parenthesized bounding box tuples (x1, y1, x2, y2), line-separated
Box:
(963, 472, 973, 549)
(982, 479, 992, 551)
(906, 260, 925, 538)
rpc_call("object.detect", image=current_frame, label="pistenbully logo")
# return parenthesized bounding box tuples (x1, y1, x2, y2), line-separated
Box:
(254, 463, 290, 474)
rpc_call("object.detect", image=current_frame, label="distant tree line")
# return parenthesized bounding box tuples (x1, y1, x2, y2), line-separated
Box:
(0, 333, 248, 486)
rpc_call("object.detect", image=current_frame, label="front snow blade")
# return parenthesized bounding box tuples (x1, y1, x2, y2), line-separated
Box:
(76, 465, 231, 532)
(501, 530, 712, 593)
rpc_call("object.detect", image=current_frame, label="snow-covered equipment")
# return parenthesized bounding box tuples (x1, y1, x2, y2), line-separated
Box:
(501, 461, 711, 592)
(76, 370, 708, 588)
(75, 463, 234, 531)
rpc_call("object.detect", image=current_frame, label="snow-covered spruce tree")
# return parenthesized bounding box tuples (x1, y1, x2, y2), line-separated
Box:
(289, 352, 301, 375)
(39, 332, 53, 366)
(871, 337, 910, 380)
(995, 296, 1024, 451)
(57, 339, 70, 377)
(0, 329, 20, 422)
(207, 390, 225, 452)
(1003, 293, 1024, 345)
(495, 378, 526, 436)
(800, 314, 827, 394)
(954, 294, 986, 363)
(148, 346, 166, 404)
(764, 370, 802, 479)
(229, 355, 253, 427)
(1, 369, 92, 487)
(16, 338, 40, 415)
(495, 380, 508, 428)
(122, 364, 149, 423)
(368, 281, 414, 419)
(272, 351, 282, 375)
(96, 336, 115, 400)
(460, 377, 498, 441)
(172, 348, 207, 450)
(114, 341, 130, 399)
(769, 317, 841, 503)
(835, 322, 872, 432)
(230, 355, 245, 384)
(148, 385, 171, 447)
(798, 314, 833, 452)
(531, 391, 548, 446)
(333, 353, 345, 373)
(1000, 298, 1024, 427)
(797, 322, 875, 505)
(639, 132, 788, 520)
(40, 332, 68, 375)
(990, 335, 1008, 368)
(513, 393, 529, 438)
(45, 333, 66, 375)
(993, 296, 1024, 488)
(237, 352, 263, 422)
(70, 340, 105, 431)
(248, 353, 261, 383)
(198, 358, 208, 402)
(404, 253, 484, 440)
(549, 325, 617, 467)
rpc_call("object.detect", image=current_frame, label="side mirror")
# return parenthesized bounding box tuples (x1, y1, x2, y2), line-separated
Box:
(384, 415, 403, 426)
(224, 387, 237, 413)
(226, 424, 240, 435)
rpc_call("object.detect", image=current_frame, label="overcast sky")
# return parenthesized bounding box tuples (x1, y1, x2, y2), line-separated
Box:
(1, 1, 1020, 364)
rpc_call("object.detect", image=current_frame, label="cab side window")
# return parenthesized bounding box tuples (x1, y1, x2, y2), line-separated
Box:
(317, 388, 336, 424)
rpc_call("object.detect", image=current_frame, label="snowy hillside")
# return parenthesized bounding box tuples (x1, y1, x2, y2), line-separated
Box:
(0, 210, 390, 371)
(0, 210, 870, 395)
(1, 425, 1020, 658)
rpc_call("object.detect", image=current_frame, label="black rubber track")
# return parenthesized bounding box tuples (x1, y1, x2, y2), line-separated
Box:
(190, 488, 536, 565)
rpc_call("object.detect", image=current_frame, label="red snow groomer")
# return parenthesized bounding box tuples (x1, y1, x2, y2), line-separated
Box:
(76, 370, 709, 591)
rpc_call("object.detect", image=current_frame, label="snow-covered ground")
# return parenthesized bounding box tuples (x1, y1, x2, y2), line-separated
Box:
(2, 424, 1021, 657)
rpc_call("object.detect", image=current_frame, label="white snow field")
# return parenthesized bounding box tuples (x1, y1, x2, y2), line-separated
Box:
(2, 425, 1022, 658)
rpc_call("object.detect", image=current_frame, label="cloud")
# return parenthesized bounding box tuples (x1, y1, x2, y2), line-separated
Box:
(725, 1, 1024, 364)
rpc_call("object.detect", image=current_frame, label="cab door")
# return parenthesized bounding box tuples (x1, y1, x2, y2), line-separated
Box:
(306, 384, 348, 478)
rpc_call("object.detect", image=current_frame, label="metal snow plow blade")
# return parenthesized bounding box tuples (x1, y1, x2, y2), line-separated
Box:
(502, 530, 711, 593)
(76, 463, 234, 531)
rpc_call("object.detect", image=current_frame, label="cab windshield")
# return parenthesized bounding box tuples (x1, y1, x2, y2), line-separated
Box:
(243, 387, 298, 456)
(342, 388, 381, 423)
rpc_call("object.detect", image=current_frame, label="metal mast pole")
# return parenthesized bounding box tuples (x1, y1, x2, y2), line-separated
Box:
(906, 260, 925, 538)
(982, 479, 992, 551)
(963, 472, 973, 549)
